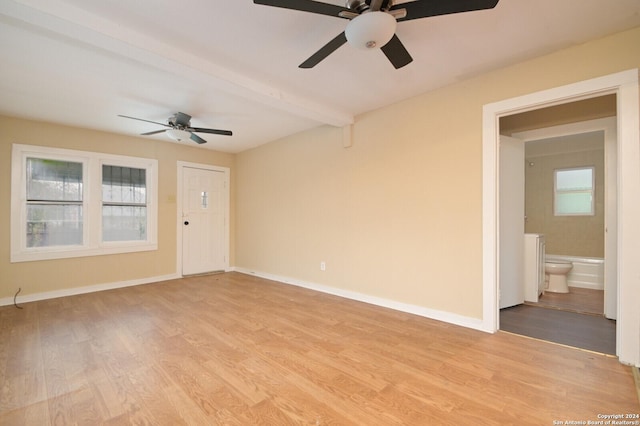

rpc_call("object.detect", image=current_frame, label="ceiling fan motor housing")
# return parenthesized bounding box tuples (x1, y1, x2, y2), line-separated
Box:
(346, 0, 394, 12)
(169, 112, 192, 128)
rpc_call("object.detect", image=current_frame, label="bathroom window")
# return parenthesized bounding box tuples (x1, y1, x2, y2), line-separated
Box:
(554, 167, 595, 216)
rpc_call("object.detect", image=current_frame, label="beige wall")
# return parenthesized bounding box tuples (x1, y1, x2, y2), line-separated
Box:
(0, 116, 235, 299)
(525, 142, 605, 257)
(235, 26, 640, 320)
(2, 26, 639, 318)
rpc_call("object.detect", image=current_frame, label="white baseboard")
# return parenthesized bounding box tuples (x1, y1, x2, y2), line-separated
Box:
(0, 273, 182, 307)
(3, 268, 490, 334)
(232, 267, 490, 333)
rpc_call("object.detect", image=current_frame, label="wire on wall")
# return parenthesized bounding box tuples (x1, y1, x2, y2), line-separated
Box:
(14, 287, 23, 309)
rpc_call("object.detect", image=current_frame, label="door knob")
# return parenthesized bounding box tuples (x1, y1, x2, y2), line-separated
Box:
(184, 221, 189, 225)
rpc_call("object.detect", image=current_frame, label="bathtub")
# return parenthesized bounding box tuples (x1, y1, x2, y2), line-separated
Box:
(545, 254, 604, 290)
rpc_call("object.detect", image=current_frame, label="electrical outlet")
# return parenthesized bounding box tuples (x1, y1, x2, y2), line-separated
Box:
(320, 261, 326, 271)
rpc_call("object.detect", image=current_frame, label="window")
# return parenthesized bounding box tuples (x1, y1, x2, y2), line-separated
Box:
(554, 167, 595, 216)
(26, 158, 84, 247)
(11, 144, 157, 262)
(102, 165, 147, 242)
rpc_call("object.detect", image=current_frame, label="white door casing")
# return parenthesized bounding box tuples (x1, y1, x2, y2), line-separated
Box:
(482, 69, 640, 366)
(177, 162, 229, 276)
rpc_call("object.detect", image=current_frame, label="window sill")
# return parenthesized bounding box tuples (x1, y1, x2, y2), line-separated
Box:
(10, 243, 158, 263)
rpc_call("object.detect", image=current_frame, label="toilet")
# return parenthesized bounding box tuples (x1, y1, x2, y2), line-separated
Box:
(544, 261, 573, 293)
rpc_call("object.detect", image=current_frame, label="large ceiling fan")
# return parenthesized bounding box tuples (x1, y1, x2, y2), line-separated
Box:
(118, 112, 232, 144)
(254, 0, 499, 69)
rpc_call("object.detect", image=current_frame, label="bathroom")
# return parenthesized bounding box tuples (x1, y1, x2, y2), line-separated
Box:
(524, 130, 605, 315)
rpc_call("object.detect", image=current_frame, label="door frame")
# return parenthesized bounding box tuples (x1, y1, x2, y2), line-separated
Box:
(176, 161, 230, 276)
(482, 69, 640, 366)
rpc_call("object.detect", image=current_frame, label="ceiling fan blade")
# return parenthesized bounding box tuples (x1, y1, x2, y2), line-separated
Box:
(380, 34, 413, 69)
(117, 114, 170, 127)
(140, 129, 168, 136)
(392, 0, 499, 22)
(190, 127, 233, 136)
(190, 133, 207, 144)
(299, 32, 347, 69)
(253, 0, 350, 19)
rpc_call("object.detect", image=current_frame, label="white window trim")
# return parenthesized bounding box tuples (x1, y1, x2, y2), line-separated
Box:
(553, 166, 595, 216)
(11, 144, 158, 262)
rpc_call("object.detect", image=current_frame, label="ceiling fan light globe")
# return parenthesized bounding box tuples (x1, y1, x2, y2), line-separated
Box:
(166, 128, 191, 142)
(345, 11, 397, 50)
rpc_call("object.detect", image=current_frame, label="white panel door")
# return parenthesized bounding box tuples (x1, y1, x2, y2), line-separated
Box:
(499, 135, 525, 309)
(182, 166, 226, 275)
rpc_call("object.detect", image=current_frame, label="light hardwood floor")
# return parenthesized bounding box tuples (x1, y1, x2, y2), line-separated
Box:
(1, 272, 638, 425)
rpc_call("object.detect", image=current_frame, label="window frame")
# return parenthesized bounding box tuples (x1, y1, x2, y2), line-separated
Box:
(11, 144, 158, 262)
(553, 166, 595, 217)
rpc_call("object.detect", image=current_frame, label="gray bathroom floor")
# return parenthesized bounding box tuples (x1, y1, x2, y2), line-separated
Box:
(500, 304, 616, 355)
(524, 287, 603, 315)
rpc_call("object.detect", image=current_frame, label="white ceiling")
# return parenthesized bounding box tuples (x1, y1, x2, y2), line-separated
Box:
(1, 0, 639, 153)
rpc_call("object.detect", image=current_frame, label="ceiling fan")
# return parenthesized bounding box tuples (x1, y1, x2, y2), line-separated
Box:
(254, 0, 499, 69)
(118, 112, 232, 144)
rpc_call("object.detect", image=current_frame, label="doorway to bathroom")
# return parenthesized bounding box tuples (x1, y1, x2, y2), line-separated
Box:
(498, 101, 617, 354)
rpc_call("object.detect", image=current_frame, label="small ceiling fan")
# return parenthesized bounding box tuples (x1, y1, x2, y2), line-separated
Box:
(254, 0, 499, 69)
(118, 112, 232, 144)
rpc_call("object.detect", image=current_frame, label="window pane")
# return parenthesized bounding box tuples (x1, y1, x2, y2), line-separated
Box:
(554, 167, 594, 216)
(27, 158, 82, 201)
(102, 165, 146, 204)
(27, 204, 83, 247)
(102, 205, 147, 241)
(556, 168, 592, 191)
(556, 192, 593, 215)
(102, 165, 147, 242)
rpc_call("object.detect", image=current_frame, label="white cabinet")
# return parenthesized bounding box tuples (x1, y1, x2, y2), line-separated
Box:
(524, 234, 545, 303)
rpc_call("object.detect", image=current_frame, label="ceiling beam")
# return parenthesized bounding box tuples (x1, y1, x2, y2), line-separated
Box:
(2, 0, 354, 127)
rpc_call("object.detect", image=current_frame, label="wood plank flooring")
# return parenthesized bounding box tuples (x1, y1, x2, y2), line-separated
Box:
(1, 272, 638, 425)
